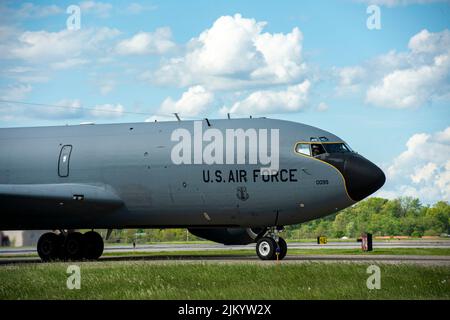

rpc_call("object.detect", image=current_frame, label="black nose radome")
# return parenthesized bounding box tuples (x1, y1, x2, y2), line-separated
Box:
(343, 154, 386, 201)
(319, 153, 386, 202)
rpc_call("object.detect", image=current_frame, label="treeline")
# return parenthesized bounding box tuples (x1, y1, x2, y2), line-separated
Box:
(285, 197, 450, 239)
(105, 197, 449, 243)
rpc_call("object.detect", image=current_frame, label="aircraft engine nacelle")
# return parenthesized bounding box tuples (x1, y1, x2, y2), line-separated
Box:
(188, 227, 266, 245)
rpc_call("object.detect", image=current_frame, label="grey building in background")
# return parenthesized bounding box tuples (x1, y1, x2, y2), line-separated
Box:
(1, 231, 47, 247)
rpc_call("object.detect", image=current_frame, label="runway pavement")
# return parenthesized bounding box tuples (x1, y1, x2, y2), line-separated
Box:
(0, 240, 449, 266)
(0, 253, 449, 266)
(1, 240, 449, 256)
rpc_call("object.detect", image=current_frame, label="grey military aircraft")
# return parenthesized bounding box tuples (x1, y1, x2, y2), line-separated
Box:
(0, 118, 385, 261)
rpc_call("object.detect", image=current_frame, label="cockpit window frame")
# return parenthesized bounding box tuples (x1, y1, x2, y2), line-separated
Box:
(294, 143, 312, 156)
(294, 141, 353, 158)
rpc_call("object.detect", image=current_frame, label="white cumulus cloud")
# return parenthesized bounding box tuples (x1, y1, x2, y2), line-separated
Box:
(334, 66, 366, 94)
(221, 80, 310, 115)
(378, 127, 450, 203)
(116, 28, 175, 55)
(152, 14, 307, 90)
(147, 86, 214, 121)
(366, 53, 450, 108)
(5, 27, 120, 66)
(340, 28, 450, 109)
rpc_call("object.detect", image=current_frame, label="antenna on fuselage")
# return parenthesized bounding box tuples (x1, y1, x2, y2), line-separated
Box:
(205, 118, 211, 127)
(174, 113, 181, 121)
(227, 113, 231, 119)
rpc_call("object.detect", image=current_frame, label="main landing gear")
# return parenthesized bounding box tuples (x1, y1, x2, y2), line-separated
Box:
(255, 227, 287, 261)
(37, 230, 104, 262)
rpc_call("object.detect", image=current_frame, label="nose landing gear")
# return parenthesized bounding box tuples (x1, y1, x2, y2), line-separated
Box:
(37, 230, 104, 262)
(255, 227, 287, 261)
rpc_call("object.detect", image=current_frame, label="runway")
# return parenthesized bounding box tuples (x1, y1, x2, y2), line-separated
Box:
(1, 239, 449, 256)
(0, 240, 449, 266)
(0, 254, 449, 266)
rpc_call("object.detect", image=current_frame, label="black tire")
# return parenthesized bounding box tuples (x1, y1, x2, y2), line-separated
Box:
(256, 237, 277, 260)
(37, 232, 61, 261)
(57, 233, 67, 260)
(64, 232, 84, 260)
(277, 237, 287, 260)
(83, 231, 104, 260)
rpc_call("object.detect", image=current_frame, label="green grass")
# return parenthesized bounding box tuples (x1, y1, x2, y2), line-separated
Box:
(100, 247, 450, 257)
(0, 261, 448, 299)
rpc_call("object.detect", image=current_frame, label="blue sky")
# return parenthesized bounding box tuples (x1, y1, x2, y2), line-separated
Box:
(0, 0, 449, 203)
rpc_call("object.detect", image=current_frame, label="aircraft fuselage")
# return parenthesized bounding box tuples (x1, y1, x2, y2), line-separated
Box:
(0, 118, 384, 230)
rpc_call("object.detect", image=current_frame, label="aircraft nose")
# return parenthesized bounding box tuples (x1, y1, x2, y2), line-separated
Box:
(343, 154, 386, 201)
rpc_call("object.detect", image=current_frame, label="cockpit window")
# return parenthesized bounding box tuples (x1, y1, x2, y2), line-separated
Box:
(311, 144, 326, 157)
(295, 143, 311, 156)
(295, 142, 352, 158)
(323, 143, 350, 153)
(310, 136, 329, 142)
